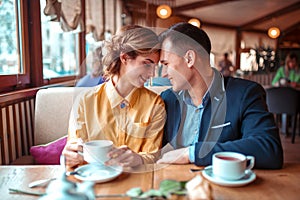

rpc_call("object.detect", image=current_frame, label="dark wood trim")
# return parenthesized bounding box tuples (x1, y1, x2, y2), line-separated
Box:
(235, 30, 241, 69)
(240, 2, 300, 30)
(177, 14, 238, 30)
(43, 77, 77, 86)
(281, 22, 300, 37)
(174, 0, 239, 12)
(0, 111, 4, 164)
(12, 104, 21, 158)
(113, 0, 117, 32)
(19, 0, 31, 86)
(6, 106, 13, 162)
(0, 1, 87, 93)
(79, 0, 87, 77)
(23, 100, 31, 155)
(102, 0, 106, 35)
(0, 88, 39, 106)
(28, 0, 43, 87)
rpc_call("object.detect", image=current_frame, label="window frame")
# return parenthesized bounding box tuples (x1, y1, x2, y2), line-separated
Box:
(0, 0, 86, 93)
(0, 0, 30, 91)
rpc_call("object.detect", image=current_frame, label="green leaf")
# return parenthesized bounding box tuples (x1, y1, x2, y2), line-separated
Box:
(172, 189, 187, 196)
(159, 179, 187, 197)
(126, 187, 143, 197)
(139, 189, 164, 198)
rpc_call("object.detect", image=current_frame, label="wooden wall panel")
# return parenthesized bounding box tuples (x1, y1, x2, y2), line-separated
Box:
(0, 89, 37, 165)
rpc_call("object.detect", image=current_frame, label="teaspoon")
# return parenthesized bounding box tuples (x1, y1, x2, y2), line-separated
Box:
(28, 178, 56, 188)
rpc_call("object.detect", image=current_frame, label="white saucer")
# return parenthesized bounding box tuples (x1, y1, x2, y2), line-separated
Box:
(202, 166, 256, 187)
(74, 164, 122, 183)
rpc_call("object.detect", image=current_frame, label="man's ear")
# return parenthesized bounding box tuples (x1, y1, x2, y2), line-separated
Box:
(184, 50, 196, 68)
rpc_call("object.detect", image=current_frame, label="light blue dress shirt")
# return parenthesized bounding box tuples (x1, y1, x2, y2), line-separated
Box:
(171, 76, 214, 162)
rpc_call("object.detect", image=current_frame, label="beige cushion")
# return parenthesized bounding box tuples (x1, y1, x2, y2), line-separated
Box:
(34, 87, 91, 145)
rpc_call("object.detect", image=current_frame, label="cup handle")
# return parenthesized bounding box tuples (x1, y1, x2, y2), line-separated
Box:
(245, 156, 255, 171)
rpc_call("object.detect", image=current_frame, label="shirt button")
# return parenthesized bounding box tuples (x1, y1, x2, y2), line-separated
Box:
(120, 102, 126, 108)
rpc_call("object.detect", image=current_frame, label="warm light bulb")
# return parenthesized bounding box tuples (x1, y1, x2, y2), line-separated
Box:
(188, 18, 201, 28)
(156, 5, 172, 19)
(268, 27, 280, 39)
(160, 8, 168, 16)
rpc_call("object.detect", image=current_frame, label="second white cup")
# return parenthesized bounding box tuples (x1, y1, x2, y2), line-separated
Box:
(212, 151, 255, 180)
(82, 140, 113, 164)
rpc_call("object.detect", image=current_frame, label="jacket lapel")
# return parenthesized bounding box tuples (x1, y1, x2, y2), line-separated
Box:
(200, 68, 227, 142)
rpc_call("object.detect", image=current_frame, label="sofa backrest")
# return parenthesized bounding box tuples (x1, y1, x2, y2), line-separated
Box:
(34, 86, 171, 145)
(34, 87, 91, 145)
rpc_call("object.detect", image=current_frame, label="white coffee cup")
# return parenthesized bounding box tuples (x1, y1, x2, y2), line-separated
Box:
(82, 140, 113, 164)
(212, 152, 255, 180)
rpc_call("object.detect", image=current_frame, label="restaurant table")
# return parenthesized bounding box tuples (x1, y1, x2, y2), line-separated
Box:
(1, 163, 300, 200)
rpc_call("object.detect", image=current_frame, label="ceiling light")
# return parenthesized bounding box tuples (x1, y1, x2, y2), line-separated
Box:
(188, 18, 201, 28)
(156, 5, 172, 19)
(268, 27, 280, 39)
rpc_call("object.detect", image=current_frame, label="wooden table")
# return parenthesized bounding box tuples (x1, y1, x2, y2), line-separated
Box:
(1, 163, 300, 200)
(0, 165, 153, 200)
(154, 163, 300, 200)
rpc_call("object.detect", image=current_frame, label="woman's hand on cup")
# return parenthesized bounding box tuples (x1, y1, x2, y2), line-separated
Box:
(105, 145, 143, 167)
(62, 139, 84, 168)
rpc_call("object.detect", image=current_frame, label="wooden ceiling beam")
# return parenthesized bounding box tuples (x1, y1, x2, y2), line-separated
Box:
(174, 0, 239, 12)
(176, 13, 238, 30)
(281, 21, 300, 36)
(240, 1, 300, 30)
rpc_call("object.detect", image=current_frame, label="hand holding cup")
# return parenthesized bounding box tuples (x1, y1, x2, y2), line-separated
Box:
(81, 140, 113, 164)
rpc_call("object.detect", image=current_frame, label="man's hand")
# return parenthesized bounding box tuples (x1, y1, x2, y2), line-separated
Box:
(105, 145, 144, 167)
(157, 147, 190, 164)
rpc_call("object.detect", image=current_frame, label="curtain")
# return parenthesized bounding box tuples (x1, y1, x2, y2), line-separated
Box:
(44, 0, 84, 32)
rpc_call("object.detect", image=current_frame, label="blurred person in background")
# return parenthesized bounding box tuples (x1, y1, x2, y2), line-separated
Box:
(76, 45, 106, 87)
(272, 53, 300, 87)
(218, 52, 234, 77)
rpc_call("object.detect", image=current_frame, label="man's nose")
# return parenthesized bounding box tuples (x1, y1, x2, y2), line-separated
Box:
(161, 67, 168, 77)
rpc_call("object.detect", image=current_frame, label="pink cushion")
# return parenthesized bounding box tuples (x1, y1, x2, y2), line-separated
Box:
(30, 136, 67, 165)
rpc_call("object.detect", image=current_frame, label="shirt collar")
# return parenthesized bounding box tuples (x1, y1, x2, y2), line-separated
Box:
(179, 67, 224, 107)
(106, 79, 138, 109)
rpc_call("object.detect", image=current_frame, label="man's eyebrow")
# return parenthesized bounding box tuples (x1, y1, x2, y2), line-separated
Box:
(160, 59, 167, 64)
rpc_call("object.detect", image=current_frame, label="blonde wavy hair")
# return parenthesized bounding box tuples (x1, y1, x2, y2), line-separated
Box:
(102, 25, 160, 79)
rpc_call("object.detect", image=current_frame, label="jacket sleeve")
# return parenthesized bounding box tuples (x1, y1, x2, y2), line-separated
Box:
(194, 82, 283, 169)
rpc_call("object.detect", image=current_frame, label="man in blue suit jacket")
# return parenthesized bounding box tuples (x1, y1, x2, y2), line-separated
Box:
(157, 22, 283, 169)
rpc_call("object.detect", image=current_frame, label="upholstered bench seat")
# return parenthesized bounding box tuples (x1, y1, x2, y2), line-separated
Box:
(12, 86, 170, 165)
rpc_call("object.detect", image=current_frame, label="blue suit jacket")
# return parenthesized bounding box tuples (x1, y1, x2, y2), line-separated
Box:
(161, 74, 283, 169)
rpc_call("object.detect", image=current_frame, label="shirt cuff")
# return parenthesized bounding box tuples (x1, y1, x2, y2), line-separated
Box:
(189, 145, 195, 163)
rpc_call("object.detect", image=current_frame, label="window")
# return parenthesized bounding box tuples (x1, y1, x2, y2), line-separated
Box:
(0, 0, 30, 91)
(40, 0, 80, 79)
(240, 49, 258, 72)
(0, 0, 21, 75)
(0, 1, 85, 93)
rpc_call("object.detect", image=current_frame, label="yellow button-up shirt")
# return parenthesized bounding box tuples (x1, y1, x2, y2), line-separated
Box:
(68, 80, 166, 163)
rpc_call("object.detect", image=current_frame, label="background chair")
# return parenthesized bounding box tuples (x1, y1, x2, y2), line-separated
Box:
(265, 87, 300, 143)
